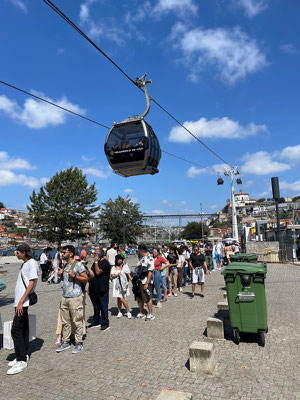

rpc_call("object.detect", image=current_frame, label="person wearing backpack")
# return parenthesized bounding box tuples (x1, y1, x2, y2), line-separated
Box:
(56, 245, 88, 354)
(7, 243, 38, 375)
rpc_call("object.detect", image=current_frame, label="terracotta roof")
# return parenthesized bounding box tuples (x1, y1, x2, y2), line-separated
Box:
(235, 190, 248, 195)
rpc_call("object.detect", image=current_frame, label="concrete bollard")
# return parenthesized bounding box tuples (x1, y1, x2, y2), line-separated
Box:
(3, 321, 14, 350)
(223, 291, 227, 301)
(29, 314, 36, 341)
(217, 301, 228, 311)
(189, 341, 214, 374)
(157, 390, 193, 400)
(207, 317, 224, 339)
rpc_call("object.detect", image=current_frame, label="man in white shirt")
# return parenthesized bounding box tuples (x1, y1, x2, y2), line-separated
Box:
(40, 248, 50, 282)
(134, 244, 155, 320)
(106, 243, 118, 267)
(7, 243, 39, 375)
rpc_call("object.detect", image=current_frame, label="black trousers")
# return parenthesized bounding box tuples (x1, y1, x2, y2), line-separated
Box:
(11, 307, 29, 362)
(41, 263, 48, 281)
(89, 291, 109, 327)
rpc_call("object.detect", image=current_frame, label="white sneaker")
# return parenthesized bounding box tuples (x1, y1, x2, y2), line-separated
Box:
(126, 312, 132, 319)
(7, 361, 27, 375)
(168, 292, 172, 297)
(146, 313, 155, 321)
(8, 355, 29, 367)
(136, 313, 146, 319)
(117, 312, 123, 318)
(179, 287, 183, 292)
(155, 302, 162, 308)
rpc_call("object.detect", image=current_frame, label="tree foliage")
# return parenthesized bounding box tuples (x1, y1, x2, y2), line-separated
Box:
(181, 221, 208, 239)
(27, 167, 99, 245)
(256, 198, 266, 203)
(292, 196, 300, 202)
(0, 201, 5, 208)
(98, 196, 143, 245)
(278, 197, 285, 204)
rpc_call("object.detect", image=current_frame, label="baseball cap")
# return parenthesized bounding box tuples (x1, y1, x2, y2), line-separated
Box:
(16, 243, 32, 256)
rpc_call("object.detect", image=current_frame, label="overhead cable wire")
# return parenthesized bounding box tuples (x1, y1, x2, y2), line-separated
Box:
(42, 0, 232, 168)
(0, 79, 219, 174)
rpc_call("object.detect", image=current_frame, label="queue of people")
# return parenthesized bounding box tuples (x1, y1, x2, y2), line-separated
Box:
(6, 239, 237, 374)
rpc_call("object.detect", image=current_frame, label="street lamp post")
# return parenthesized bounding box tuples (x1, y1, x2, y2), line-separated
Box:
(224, 167, 240, 242)
(200, 202, 204, 241)
(122, 210, 127, 247)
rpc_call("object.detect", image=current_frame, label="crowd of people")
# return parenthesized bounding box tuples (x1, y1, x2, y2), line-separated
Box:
(4, 238, 240, 375)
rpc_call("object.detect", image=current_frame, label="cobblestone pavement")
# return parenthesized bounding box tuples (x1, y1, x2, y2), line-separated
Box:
(1, 258, 300, 400)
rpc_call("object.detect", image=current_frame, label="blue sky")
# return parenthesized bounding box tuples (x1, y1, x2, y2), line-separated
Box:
(0, 0, 300, 215)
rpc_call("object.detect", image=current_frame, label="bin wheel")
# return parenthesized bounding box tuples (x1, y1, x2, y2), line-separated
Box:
(233, 329, 240, 345)
(258, 331, 266, 347)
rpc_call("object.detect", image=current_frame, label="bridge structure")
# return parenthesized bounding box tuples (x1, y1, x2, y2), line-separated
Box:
(141, 213, 218, 243)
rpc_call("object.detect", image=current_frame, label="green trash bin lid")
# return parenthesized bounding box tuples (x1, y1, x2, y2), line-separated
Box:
(230, 253, 258, 261)
(222, 262, 266, 276)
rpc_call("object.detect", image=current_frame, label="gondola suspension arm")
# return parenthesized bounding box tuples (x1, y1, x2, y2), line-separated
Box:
(134, 74, 152, 119)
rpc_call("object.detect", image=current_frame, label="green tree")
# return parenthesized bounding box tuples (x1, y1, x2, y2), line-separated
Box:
(2, 216, 16, 232)
(181, 221, 208, 239)
(278, 197, 285, 204)
(292, 196, 300, 202)
(257, 198, 266, 203)
(98, 196, 143, 245)
(27, 167, 99, 246)
(0, 201, 5, 208)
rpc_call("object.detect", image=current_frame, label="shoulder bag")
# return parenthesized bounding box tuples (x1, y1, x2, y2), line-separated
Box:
(21, 272, 38, 306)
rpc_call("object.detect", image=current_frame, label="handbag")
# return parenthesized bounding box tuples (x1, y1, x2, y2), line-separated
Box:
(21, 272, 38, 306)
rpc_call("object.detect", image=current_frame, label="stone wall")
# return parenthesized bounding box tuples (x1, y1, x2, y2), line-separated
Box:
(246, 241, 280, 262)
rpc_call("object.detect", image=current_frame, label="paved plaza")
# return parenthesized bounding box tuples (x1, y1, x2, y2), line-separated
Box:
(0, 258, 300, 400)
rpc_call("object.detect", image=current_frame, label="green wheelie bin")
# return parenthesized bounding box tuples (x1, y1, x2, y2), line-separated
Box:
(229, 253, 258, 263)
(229, 253, 267, 272)
(222, 263, 268, 346)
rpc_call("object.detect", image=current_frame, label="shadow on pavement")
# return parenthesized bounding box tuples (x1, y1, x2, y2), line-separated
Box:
(0, 295, 15, 307)
(6, 337, 44, 361)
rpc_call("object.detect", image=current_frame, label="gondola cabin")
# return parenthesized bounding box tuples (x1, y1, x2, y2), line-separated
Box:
(104, 117, 161, 178)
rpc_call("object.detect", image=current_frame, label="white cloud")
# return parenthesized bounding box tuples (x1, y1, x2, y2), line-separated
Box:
(0, 151, 35, 170)
(257, 191, 269, 197)
(170, 24, 267, 84)
(280, 180, 300, 193)
(124, 188, 134, 194)
(154, 0, 198, 16)
(81, 155, 95, 162)
(168, 117, 267, 143)
(82, 167, 110, 179)
(0, 93, 85, 129)
(210, 204, 218, 210)
(187, 164, 228, 178)
(10, 0, 27, 14)
(183, 208, 195, 213)
(144, 209, 165, 215)
(241, 151, 291, 175)
(236, 0, 268, 18)
(244, 179, 254, 188)
(0, 170, 46, 188)
(162, 199, 186, 207)
(79, 0, 130, 46)
(280, 43, 299, 55)
(279, 145, 300, 162)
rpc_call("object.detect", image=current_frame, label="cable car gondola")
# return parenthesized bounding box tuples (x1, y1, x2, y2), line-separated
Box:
(104, 74, 161, 178)
(236, 178, 242, 185)
(217, 177, 224, 185)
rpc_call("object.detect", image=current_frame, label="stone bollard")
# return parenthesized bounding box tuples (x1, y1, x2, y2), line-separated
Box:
(217, 301, 228, 311)
(3, 321, 14, 350)
(157, 390, 193, 400)
(189, 341, 214, 374)
(223, 291, 227, 301)
(29, 314, 36, 341)
(207, 317, 224, 339)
